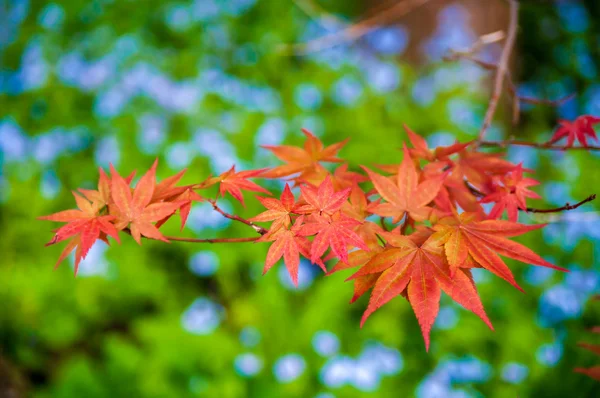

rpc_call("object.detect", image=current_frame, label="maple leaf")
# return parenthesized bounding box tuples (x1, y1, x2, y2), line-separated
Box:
(261, 128, 348, 179)
(39, 191, 120, 274)
(257, 216, 325, 286)
(453, 150, 518, 192)
(301, 163, 368, 191)
(432, 213, 567, 290)
(575, 340, 600, 380)
(574, 366, 600, 381)
(217, 166, 270, 205)
(363, 145, 443, 223)
(249, 183, 298, 230)
(342, 184, 385, 246)
(328, 243, 385, 303)
(78, 168, 136, 208)
(481, 164, 541, 221)
(110, 160, 182, 244)
(549, 115, 600, 147)
(354, 230, 493, 351)
(151, 169, 204, 230)
(404, 124, 469, 162)
(296, 175, 351, 216)
(574, 300, 600, 381)
(297, 211, 369, 264)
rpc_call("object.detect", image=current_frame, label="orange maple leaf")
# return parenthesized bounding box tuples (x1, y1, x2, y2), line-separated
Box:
(39, 191, 120, 274)
(363, 145, 443, 223)
(217, 166, 270, 205)
(433, 213, 567, 290)
(295, 175, 352, 216)
(298, 212, 369, 264)
(110, 160, 182, 244)
(151, 169, 204, 230)
(261, 128, 348, 180)
(354, 230, 493, 351)
(257, 216, 325, 286)
(249, 183, 298, 230)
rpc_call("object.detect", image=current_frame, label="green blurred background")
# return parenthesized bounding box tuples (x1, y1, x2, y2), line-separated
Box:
(1, 0, 600, 397)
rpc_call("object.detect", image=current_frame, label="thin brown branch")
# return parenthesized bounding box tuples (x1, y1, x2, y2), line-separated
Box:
(164, 236, 259, 244)
(479, 140, 600, 151)
(209, 200, 268, 235)
(478, 0, 519, 141)
(122, 228, 260, 244)
(445, 54, 574, 111)
(293, 0, 344, 30)
(465, 183, 596, 214)
(281, 0, 431, 55)
(526, 194, 596, 214)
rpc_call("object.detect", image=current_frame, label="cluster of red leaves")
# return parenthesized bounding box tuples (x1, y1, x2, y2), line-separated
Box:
(38, 161, 263, 273)
(549, 115, 600, 147)
(42, 126, 576, 350)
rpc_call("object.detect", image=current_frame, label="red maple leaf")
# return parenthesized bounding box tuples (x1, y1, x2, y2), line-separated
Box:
(257, 216, 325, 286)
(261, 128, 348, 180)
(432, 213, 567, 289)
(301, 163, 368, 191)
(363, 145, 443, 223)
(549, 115, 600, 147)
(574, 298, 600, 381)
(297, 212, 369, 264)
(151, 169, 204, 230)
(481, 164, 541, 221)
(110, 160, 183, 244)
(249, 183, 298, 230)
(39, 191, 120, 274)
(78, 168, 136, 208)
(353, 230, 493, 351)
(296, 175, 351, 216)
(217, 166, 270, 205)
(328, 243, 385, 303)
(404, 124, 470, 162)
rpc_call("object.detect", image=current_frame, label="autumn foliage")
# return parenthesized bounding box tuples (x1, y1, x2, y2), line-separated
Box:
(41, 120, 599, 351)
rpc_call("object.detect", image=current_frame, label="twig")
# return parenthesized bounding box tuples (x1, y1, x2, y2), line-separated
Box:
(281, 0, 431, 55)
(478, 0, 519, 141)
(526, 194, 596, 214)
(209, 200, 268, 235)
(445, 54, 574, 109)
(293, 0, 344, 30)
(164, 236, 259, 244)
(122, 228, 260, 244)
(479, 140, 600, 151)
(465, 183, 596, 214)
(452, 30, 506, 56)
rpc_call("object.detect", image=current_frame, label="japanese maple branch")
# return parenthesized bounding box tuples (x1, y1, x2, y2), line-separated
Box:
(208, 199, 268, 235)
(479, 140, 600, 151)
(164, 236, 259, 243)
(467, 183, 596, 213)
(282, 0, 431, 55)
(478, 0, 519, 141)
(525, 194, 597, 214)
(444, 54, 574, 111)
(122, 228, 261, 244)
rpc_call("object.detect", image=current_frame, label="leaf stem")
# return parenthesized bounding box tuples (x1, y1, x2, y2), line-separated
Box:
(208, 200, 268, 235)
